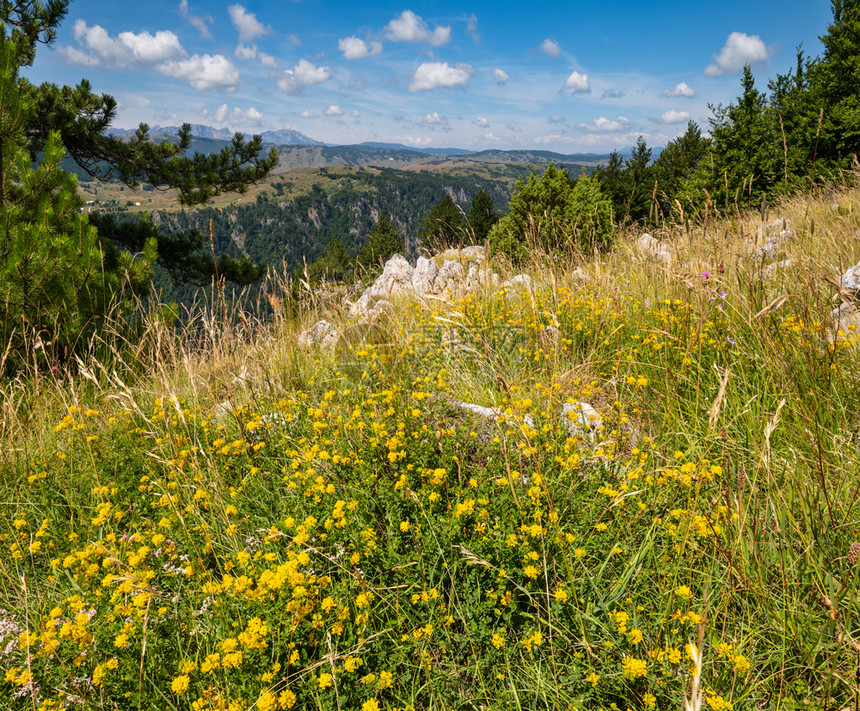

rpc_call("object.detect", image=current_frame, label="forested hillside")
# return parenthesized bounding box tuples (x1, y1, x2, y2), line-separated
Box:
(146, 165, 515, 303)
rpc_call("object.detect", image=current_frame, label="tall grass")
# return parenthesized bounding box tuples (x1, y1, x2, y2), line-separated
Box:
(1, 185, 860, 710)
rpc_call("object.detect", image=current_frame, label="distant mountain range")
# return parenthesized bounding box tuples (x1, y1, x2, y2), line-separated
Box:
(107, 124, 324, 146)
(96, 124, 639, 181)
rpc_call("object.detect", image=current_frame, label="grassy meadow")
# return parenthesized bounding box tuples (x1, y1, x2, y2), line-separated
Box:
(2, 186, 860, 711)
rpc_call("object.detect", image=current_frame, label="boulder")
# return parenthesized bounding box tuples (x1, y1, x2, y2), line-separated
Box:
(412, 256, 438, 294)
(831, 302, 860, 340)
(560, 401, 603, 438)
(499, 274, 534, 291)
(637, 233, 676, 264)
(434, 260, 465, 294)
(762, 259, 794, 279)
(367, 299, 394, 323)
(838, 259, 860, 292)
(753, 219, 794, 261)
(298, 320, 339, 348)
(349, 253, 414, 318)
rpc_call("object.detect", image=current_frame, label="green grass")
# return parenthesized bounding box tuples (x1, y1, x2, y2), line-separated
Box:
(2, 186, 860, 711)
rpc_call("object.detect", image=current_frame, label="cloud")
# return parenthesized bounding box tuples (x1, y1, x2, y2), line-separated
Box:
(278, 59, 332, 93)
(705, 32, 771, 76)
(157, 54, 240, 90)
(601, 88, 625, 99)
(564, 70, 590, 93)
(64, 20, 185, 67)
(351, 110, 360, 117)
(579, 116, 630, 132)
(338, 36, 383, 59)
(466, 14, 479, 41)
(325, 105, 344, 116)
(663, 81, 695, 97)
(534, 134, 576, 145)
(228, 4, 270, 44)
(392, 134, 433, 147)
(492, 68, 509, 84)
(235, 43, 277, 68)
(548, 113, 564, 124)
(212, 103, 263, 125)
(300, 109, 316, 118)
(287, 33, 301, 45)
(474, 116, 489, 128)
(409, 61, 472, 91)
(657, 110, 690, 124)
(422, 112, 448, 127)
(541, 38, 561, 58)
(386, 10, 450, 46)
(506, 122, 522, 133)
(178, 0, 212, 39)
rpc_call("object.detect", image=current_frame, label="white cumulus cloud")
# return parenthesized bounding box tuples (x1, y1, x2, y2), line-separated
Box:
(178, 0, 212, 39)
(657, 110, 690, 124)
(541, 38, 561, 58)
(474, 116, 489, 128)
(278, 59, 332, 93)
(422, 112, 447, 126)
(63, 20, 185, 67)
(235, 43, 277, 68)
(213, 104, 263, 125)
(338, 36, 383, 59)
(705, 32, 771, 76)
(492, 68, 509, 84)
(157, 54, 240, 91)
(386, 10, 450, 46)
(548, 114, 564, 124)
(564, 70, 590, 93)
(325, 105, 344, 116)
(409, 61, 472, 91)
(663, 81, 695, 97)
(579, 116, 630, 132)
(228, 4, 270, 44)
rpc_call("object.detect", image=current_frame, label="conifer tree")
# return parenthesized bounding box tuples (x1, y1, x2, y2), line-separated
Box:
(355, 212, 404, 272)
(0, 0, 277, 367)
(466, 190, 497, 242)
(416, 194, 465, 249)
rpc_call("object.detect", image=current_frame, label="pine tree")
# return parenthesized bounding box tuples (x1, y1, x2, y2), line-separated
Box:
(466, 190, 497, 242)
(0, 19, 122, 366)
(355, 212, 404, 272)
(622, 136, 654, 224)
(416, 194, 466, 249)
(0, 0, 277, 368)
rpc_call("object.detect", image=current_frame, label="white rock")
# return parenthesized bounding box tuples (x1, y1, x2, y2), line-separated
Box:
(500, 274, 534, 291)
(560, 402, 603, 437)
(412, 256, 438, 294)
(838, 260, 860, 291)
(637, 233, 676, 264)
(831, 303, 860, 341)
(349, 253, 414, 318)
(762, 259, 794, 279)
(753, 219, 795, 261)
(368, 299, 394, 322)
(434, 260, 465, 294)
(298, 319, 339, 348)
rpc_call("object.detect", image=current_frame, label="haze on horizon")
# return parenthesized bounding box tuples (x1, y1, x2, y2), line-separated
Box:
(28, 0, 832, 154)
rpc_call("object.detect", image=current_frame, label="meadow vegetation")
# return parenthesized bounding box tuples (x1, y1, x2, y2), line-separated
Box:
(2, 183, 860, 710)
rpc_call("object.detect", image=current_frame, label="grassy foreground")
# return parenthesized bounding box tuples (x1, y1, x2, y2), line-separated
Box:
(2, 188, 860, 711)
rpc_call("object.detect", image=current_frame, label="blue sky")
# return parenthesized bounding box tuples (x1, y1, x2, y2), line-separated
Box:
(27, 0, 834, 153)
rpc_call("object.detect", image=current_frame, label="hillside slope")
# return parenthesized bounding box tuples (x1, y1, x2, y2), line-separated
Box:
(2, 187, 860, 710)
